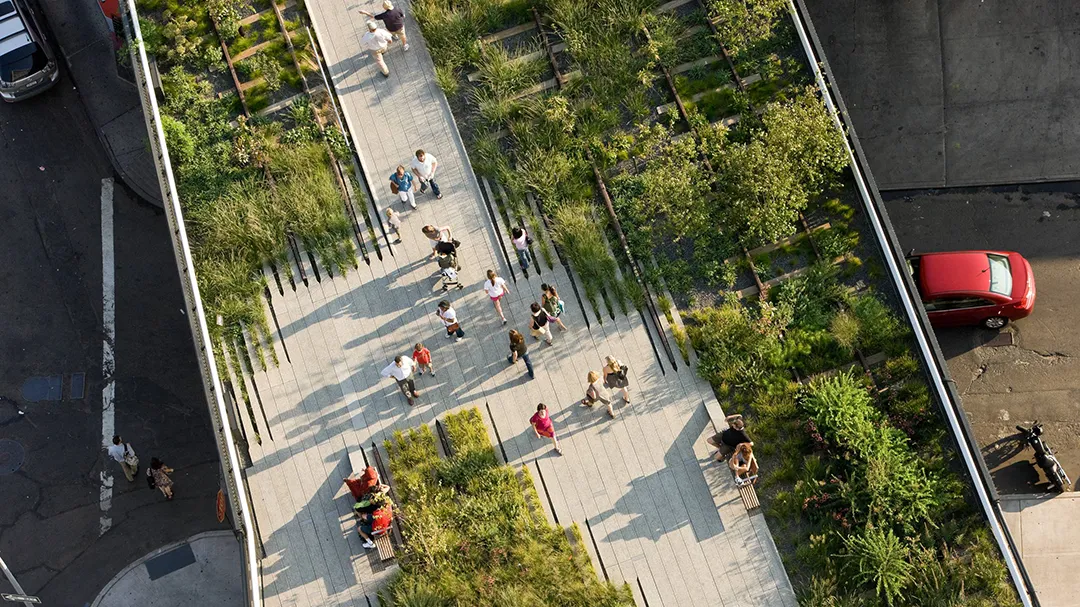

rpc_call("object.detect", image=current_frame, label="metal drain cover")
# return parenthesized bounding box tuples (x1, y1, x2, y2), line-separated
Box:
(0, 439, 26, 475)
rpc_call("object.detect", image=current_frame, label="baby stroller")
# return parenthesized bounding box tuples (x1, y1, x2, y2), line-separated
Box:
(439, 266, 463, 291)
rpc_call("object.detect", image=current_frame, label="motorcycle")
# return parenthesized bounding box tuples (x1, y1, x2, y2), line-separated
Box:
(1015, 422, 1072, 492)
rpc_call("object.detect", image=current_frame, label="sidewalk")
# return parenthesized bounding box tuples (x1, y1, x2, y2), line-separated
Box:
(1001, 493, 1080, 607)
(38, 0, 162, 206)
(91, 531, 243, 607)
(226, 1, 798, 605)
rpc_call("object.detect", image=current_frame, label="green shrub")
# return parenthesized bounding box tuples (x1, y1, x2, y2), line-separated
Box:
(848, 293, 908, 355)
(830, 310, 860, 354)
(161, 114, 195, 164)
(208, 0, 243, 40)
(842, 526, 914, 606)
(688, 297, 787, 391)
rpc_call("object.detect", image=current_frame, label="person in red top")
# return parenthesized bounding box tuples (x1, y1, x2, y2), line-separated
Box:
(412, 342, 433, 376)
(343, 466, 386, 501)
(530, 403, 562, 455)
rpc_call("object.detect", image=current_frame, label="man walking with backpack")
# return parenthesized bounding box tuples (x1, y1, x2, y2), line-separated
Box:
(106, 435, 138, 482)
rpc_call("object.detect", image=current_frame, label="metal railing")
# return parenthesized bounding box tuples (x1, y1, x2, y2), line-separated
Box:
(118, 2, 262, 605)
(787, 1, 1036, 604)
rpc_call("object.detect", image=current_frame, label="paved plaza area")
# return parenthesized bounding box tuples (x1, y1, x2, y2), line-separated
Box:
(234, 1, 796, 605)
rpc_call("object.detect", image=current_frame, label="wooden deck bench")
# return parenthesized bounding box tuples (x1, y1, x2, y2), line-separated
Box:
(373, 530, 395, 561)
(737, 479, 760, 511)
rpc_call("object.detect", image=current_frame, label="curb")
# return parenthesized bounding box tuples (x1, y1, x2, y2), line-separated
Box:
(50, 20, 164, 208)
(90, 530, 238, 607)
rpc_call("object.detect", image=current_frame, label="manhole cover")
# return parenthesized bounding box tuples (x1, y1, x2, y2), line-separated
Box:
(0, 439, 26, 475)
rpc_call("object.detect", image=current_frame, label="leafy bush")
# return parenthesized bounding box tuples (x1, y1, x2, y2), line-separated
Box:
(208, 0, 243, 40)
(848, 293, 909, 355)
(842, 525, 914, 606)
(688, 297, 787, 391)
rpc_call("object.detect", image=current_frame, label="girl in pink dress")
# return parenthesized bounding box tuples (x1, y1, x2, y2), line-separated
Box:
(529, 403, 562, 455)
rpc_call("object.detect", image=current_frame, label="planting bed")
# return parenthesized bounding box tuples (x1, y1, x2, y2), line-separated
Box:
(381, 408, 633, 606)
(416, 0, 1021, 603)
(133, 0, 378, 442)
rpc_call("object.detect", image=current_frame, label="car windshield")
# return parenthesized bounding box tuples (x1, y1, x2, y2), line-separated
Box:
(987, 254, 1012, 296)
(0, 42, 41, 82)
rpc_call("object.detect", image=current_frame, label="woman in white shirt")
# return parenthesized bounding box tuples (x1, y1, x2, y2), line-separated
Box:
(510, 227, 530, 271)
(482, 269, 511, 323)
(436, 300, 464, 342)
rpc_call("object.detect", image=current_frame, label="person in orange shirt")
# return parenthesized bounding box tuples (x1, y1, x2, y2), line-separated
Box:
(412, 342, 433, 376)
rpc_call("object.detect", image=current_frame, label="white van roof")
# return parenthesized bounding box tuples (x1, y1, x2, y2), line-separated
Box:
(0, 1, 33, 58)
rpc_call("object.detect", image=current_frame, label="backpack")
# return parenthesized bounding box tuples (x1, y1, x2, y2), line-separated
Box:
(146, 466, 156, 490)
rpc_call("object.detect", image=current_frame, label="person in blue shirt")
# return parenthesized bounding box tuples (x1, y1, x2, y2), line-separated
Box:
(389, 165, 415, 208)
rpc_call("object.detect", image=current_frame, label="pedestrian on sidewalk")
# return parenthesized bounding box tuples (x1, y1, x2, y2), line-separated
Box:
(422, 224, 457, 260)
(483, 269, 510, 324)
(706, 414, 752, 462)
(603, 355, 630, 404)
(389, 165, 416, 209)
(530, 403, 562, 455)
(360, 21, 393, 78)
(436, 300, 465, 342)
(530, 302, 553, 345)
(412, 342, 434, 376)
(385, 208, 403, 243)
(107, 435, 138, 482)
(359, 0, 410, 51)
(580, 370, 614, 418)
(540, 283, 568, 331)
(380, 355, 420, 404)
(506, 329, 535, 379)
(148, 458, 175, 500)
(510, 226, 531, 271)
(410, 149, 442, 199)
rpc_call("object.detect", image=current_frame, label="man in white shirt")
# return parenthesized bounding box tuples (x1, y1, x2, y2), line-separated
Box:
(106, 435, 138, 482)
(360, 20, 393, 77)
(380, 355, 419, 404)
(410, 149, 442, 199)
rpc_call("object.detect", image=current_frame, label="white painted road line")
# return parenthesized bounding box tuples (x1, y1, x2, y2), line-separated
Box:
(99, 177, 115, 537)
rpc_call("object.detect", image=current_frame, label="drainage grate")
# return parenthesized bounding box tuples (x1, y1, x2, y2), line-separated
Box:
(22, 376, 62, 402)
(0, 439, 26, 475)
(69, 373, 86, 399)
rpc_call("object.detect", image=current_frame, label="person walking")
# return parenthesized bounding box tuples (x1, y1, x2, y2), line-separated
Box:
(421, 224, 456, 260)
(380, 355, 420, 405)
(385, 208, 403, 243)
(603, 355, 630, 403)
(412, 342, 434, 376)
(580, 370, 614, 418)
(436, 300, 465, 342)
(359, 0, 409, 51)
(389, 165, 416, 209)
(149, 457, 175, 500)
(510, 226, 531, 271)
(530, 403, 561, 455)
(360, 21, 393, 77)
(483, 269, 510, 324)
(540, 283, 568, 331)
(106, 435, 138, 482)
(506, 329, 535, 379)
(529, 302, 554, 345)
(410, 149, 442, 199)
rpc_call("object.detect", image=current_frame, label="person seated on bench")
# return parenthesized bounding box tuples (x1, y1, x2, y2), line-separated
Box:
(344, 466, 389, 502)
(354, 492, 393, 550)
(729, 443, 759, 485)
(706, 414, 753, 462)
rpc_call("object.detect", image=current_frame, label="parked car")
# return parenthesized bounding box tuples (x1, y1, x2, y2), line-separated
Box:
(0, 0, 58, 102)
(907, 250, 1035, 329)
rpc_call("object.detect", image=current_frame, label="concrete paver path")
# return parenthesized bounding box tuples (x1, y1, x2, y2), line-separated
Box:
(237, 1, 797, 605)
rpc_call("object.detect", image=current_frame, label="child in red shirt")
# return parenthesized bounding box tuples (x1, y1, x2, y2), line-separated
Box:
(412, 342, 433, 376)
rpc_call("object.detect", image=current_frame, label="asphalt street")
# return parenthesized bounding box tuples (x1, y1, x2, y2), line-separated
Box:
(883, 186, 1080, 494)
(0, 64, 227, 602)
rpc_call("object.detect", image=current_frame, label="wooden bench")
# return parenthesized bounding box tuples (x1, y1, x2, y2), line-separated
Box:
(737, 480, 760, 511)
(373, 531, 395, 561)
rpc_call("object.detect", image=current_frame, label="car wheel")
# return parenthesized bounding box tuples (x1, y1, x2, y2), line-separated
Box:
(982, 316, 1008, 330)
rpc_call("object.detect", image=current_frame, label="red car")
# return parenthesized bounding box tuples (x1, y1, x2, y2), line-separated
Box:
(908, 250, 1035, 329)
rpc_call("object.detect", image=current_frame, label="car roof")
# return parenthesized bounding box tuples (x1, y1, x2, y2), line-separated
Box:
(0, 1, 33, 58)
(917, 251, 1000, 298)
